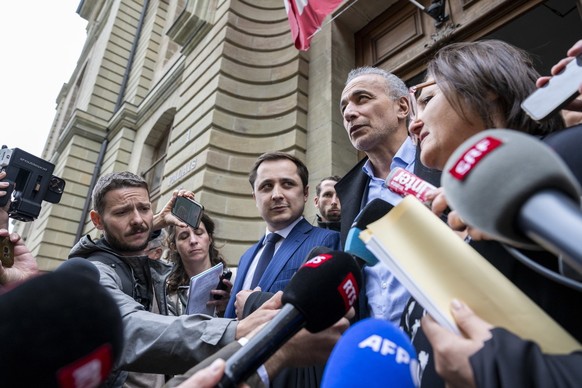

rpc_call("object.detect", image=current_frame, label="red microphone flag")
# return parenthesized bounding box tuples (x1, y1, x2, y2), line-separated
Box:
(284, 0, 345, 51)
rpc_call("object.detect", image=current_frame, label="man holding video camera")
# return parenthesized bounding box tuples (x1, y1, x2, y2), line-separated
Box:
(0, 170, 38, 288)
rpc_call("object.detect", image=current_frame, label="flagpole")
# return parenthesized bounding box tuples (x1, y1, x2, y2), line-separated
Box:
(408, 0, 426, 11)
(307, 0, 361, 40)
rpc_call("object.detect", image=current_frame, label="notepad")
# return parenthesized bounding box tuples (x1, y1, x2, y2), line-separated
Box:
(360, 195, 581, 354)
(185, 262, 223, 315)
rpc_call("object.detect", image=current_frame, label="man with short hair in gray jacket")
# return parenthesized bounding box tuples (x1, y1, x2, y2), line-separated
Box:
(68, 171, 275, 387)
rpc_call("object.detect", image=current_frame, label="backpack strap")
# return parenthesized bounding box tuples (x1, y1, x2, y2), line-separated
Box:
(87, 252, 134, 298)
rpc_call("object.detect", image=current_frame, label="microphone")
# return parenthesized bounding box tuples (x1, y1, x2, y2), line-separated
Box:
(442, 129, 582, 273)
(0, 264, 123, 387)
(386, 167, 449, 220)
(386, 167, 437, 203)
(345, 198, 394, 266)
(321, 318, 419, 388)
(303, 245, 333, 262)
(55, 257, 101, 282)
(218, 251, 363, 387)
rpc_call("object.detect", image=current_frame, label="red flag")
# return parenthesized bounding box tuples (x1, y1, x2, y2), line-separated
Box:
(285, 0, 345, 51)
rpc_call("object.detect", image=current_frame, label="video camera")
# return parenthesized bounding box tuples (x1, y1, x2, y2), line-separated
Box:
(0, 145, 66, 222)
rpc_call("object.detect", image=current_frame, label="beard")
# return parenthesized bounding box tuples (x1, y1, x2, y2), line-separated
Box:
(323, 206, 341, 222)
(103, 223, 150, 256)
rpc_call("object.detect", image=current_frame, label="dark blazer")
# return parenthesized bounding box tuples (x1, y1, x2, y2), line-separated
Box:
(335, 158, 369, 248)
(224, 218, 340, 318)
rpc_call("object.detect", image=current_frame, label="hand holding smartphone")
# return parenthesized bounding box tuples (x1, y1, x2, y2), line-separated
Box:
(213, 269, 232, 300)
(1, 236, 14, 268)
(171, 196, 204, 229)
(521, 55, 582, 121)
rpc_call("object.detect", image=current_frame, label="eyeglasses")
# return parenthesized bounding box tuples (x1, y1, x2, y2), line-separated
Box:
(408, 79, 436, 121)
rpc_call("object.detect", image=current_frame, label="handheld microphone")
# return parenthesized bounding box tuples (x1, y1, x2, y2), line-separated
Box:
(386, 167, 437, 203)
(55, 257, 101, 282)
(321, 318, 419, 388)
(0, 263, 123, 388)
(387, 167, 449, 220)
(303, 245, 333, 262)
(218, 251, 362, 387)
(442, 129, 582, 273)
(345, 198, 394, 266)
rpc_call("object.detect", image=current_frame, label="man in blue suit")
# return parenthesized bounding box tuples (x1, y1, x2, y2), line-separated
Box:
(225, 152, 341, 318)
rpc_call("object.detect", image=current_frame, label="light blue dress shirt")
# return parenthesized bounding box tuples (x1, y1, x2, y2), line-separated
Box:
(361, 137, 416, 324)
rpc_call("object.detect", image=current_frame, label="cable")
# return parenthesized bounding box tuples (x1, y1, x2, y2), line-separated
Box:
(502, 244, 582, 292)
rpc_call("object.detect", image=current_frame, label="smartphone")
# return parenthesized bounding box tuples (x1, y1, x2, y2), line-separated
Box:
(521, 55, 582, 121)
(171, 196, 204, 229)
(213, 269, 232, 300)
(0, 236, 14, 268)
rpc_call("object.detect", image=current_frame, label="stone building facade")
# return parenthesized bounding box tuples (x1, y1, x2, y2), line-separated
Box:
(13, 0, 580, 271)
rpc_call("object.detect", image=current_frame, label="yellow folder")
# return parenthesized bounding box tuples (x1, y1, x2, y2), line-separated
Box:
(360, 195, 581, 354)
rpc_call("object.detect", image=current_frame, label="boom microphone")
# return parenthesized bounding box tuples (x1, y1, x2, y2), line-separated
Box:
(321, 318, 419, 388)
(0, 262, 123, 387)
(442, 129, 582, 273)
(345, 198, 394, 266)
(218, 251, 362, 387)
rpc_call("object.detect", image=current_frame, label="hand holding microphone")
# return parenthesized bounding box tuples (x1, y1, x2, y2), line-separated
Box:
(386, 168, 450, 222)
(218, 250, 363, 387)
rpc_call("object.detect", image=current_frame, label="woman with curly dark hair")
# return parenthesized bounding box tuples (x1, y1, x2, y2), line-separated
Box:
(165, 212, 232, 317)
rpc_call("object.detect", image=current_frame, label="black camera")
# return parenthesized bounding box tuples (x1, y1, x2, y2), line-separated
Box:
(0, 145, 66, 222)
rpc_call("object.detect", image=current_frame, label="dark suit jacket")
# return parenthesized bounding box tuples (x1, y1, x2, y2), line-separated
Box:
(225, 218, 340, 318)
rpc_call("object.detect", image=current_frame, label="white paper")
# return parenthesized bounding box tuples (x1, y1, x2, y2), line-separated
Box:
(185, 262, 223, 315)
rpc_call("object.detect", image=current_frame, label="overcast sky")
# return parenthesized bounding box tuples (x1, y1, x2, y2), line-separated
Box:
(0, 1, 87, 157)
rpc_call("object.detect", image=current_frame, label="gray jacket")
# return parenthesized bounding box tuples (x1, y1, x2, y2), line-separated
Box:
(69, 235, 237, 386)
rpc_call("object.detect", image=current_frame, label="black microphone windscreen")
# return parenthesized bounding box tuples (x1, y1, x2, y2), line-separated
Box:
(56, 258, 100, 283)
(304, 246, 333, 261)
(442, 129, 581, 248)
(282, 251, 362, 332)
(0, 269, 123, 387)
(352, 199, 394, 230)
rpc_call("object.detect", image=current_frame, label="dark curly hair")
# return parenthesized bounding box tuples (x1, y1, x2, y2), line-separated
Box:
(165, 212, 227, 293)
